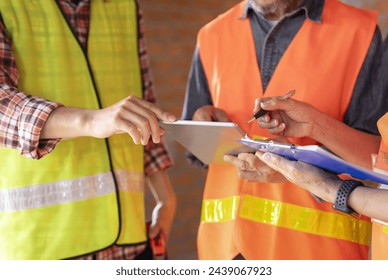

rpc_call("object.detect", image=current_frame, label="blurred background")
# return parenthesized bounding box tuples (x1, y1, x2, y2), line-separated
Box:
(139, 0, 388, 259)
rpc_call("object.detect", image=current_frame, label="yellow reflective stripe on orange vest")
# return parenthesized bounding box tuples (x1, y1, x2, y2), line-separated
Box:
(201, 195, 371, 245)
(383, 225, 388, 235)
(201, 196, 240, 222)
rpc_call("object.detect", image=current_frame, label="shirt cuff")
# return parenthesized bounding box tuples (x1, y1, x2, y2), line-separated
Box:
(18, 97, 62, 159)
(144, 140, 174, 176)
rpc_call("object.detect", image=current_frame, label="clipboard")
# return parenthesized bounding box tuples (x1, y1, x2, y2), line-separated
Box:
(159, 120, 254, 164)
(238, 138, 388, 185)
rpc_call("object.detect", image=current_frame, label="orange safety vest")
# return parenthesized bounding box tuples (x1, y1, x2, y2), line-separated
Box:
(197, 0, 376, 259)
(372, 113, 388, 259)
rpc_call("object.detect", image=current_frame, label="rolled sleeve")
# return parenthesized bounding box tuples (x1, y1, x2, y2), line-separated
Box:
(0, 85, 62, 159)
(144, 140, 174, 176)
(18, 95, 62, 159)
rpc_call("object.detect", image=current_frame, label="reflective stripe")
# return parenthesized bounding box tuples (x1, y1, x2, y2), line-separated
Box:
(201, 195, 371, 245)
(201, 196, 240, 222)
(0, 170, 144, 213)
(383, 226, 388, 235)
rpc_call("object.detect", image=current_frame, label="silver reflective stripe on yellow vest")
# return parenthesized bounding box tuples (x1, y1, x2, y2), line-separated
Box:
(201, 195, 371, 246)
(0, 0, 145, 259)
(0, 170, 144, 213)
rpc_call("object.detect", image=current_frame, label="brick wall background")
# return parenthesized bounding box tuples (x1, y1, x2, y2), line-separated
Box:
(342, 0, 388, 37)
(139, 0, 388, 260)
(139, 0, 241, 260)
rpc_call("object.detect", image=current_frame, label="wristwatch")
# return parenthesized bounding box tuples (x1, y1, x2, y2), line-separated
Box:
(332, 180, 363, 217)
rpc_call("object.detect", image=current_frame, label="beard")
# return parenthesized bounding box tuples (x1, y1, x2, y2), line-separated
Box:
(254, 0, 297, 18)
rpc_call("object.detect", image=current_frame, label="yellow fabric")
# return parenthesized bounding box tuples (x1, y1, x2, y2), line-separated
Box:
(0, 194, 119, 260)
(201, 196, 240, 223)
(372, 222, 388, 259)
(201, 195, 371, 246)
(239, 195, 371, 246)
(0, 0, 145, 259)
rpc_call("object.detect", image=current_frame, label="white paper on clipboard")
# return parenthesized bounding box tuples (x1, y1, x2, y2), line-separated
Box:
(159, 120, 255, 164)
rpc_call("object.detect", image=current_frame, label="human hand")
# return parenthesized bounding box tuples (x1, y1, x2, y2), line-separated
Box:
(148, 200, 176, 242)
(192, 105, 230, 122)
(89, 95, 176, 145)
(146, 171, 176, 242)
(254, 98, 319, 138)
(257, 151, 341, 202)
(223, 152, 287, 183)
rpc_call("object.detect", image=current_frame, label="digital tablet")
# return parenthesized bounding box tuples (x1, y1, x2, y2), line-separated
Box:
(160, 120, 255, 165)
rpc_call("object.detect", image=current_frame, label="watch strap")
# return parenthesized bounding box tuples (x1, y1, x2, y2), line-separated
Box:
(332, 180, 363, 217)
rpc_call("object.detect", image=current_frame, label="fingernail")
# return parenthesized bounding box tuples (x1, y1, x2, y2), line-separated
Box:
(261, 102, 269, 108)
(262, 153, 271, 161)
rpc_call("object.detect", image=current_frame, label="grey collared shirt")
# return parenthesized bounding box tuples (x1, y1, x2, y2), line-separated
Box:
(182, 0, 386, 136)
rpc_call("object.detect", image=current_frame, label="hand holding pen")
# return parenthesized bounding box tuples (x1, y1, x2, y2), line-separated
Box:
(247, 90, 296, 124)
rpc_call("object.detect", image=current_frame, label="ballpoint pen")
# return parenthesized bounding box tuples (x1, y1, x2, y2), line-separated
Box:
(246, 89, 296, 123)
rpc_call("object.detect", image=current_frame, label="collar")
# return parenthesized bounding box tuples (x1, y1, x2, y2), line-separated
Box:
(59, 0, 89, 5)
(241, 0, 324, 23)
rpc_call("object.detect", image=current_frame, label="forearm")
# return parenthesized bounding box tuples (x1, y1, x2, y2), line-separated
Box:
(349, 187, 388, 223)
(146, 170, 176, 240)
(259, 152, 388, 223)
(40, 106, 94, 139)
(146, 170, 176, 206)
(312, 178, 388, 223)
(0, 85, 62, 158)
(40, 95, 176, 144)
(311, 111, 380, 168)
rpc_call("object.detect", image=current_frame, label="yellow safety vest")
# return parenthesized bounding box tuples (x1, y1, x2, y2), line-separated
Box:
(0, 0, 145, 259)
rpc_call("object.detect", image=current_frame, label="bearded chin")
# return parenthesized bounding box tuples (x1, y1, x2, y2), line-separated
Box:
(259, 0, 291, 18)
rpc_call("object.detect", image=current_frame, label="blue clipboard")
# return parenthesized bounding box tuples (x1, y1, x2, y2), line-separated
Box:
(238, 138, 388, 185)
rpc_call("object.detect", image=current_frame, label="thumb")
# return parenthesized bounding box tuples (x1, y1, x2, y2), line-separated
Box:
(261, 98, 296, 112)
(156, 111, 177, 123)
(257, 152, 285, 173)
(214, 108, 230, 122)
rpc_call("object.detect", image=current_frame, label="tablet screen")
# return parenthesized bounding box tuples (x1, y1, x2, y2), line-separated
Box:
(160, 120, 254, 164)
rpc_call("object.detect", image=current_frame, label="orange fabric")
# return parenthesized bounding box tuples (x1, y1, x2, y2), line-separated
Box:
(197, 0, 376, 259)
(371, 113, 388, 259)
(376, 113, 388, 171)
(371, 223, 388, 259)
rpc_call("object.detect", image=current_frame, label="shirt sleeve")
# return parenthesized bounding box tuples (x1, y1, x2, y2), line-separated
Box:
(381, 35, 388, 102)
(0, 17, 62, 159)
(181, 46, 213, 120)
(344, 27, 387, 135)
(137, 7, 173, 175)
(181, 45, 214, 169)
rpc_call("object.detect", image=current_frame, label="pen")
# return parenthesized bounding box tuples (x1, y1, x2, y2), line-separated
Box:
(246, 89, 296, 124)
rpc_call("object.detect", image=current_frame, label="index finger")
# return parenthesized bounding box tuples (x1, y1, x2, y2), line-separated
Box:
(135, 97, 176, 123)
(223, 155, 248, 170)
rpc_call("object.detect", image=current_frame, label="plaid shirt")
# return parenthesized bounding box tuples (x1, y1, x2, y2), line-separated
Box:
(0, 0, 172, 259)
